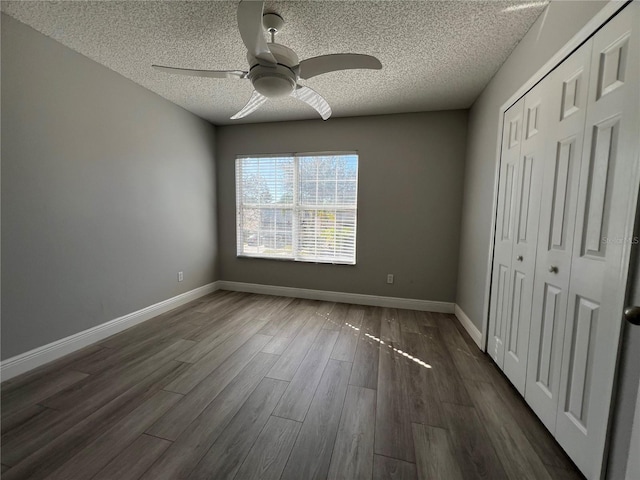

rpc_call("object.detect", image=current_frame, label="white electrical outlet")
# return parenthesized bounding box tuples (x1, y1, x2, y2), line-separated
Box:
(178, 271, 184, 282)
(387, 274, 394, 284)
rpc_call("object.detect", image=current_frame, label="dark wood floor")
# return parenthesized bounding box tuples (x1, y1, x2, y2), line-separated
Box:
(0, 290, 583, 480)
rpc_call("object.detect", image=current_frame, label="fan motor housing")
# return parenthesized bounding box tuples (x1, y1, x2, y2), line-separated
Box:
(249, 64, 296, 98)
(247, 43, 299, 98)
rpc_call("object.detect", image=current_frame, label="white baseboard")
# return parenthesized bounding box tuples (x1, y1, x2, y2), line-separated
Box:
(1, 280, 457, 382)
(217, 280, 455, 313)
(454, 304, 483, 349)
(0, 281, 220, 381)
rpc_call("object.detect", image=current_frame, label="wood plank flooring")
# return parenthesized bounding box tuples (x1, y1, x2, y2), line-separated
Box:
(0, 290, 584, 479)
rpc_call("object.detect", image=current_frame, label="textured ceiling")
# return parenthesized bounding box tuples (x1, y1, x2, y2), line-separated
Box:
(1, 1, 548, 125)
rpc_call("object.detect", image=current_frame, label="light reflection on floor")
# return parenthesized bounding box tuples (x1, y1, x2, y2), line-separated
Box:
(342, 322, 432, 369)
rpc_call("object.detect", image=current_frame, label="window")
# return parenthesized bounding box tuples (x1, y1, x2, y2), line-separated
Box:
(236, 153, 358, 264)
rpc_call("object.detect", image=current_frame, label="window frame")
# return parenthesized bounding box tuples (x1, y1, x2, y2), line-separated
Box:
(235, 151, 359, 265)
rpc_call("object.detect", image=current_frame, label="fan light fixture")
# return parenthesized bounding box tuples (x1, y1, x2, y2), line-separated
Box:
(251, 68, 296, 97)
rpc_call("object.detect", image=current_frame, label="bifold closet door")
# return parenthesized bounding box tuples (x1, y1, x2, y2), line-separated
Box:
(525, 38, 593, 433)
(555, 5, 639, 479)
(489, 83, 547, 393)
(501, 80, 548, 394)
(488, 99, 524, 369)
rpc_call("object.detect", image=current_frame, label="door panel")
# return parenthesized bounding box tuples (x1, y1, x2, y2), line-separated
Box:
(488, 99, 524, 368)
(491, 263, 510, 357)
(597, 34, 629, 100)
(555, 5, 640, 478)
(517, 155, 534, 244)
(503, 82, 548, 394)
(548, 138, 576, 251)
(507, 270, 525, 359)
(561, 69, 583, 120)
(536, 282, 562, 395)
(581, 117, 619, 258)
(502, 162, 517, 241)
(525, 38, 594, 432)
(564, 295, 599, 431)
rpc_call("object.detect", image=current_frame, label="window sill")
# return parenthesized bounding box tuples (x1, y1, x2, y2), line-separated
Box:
(236, 254, 356, 266)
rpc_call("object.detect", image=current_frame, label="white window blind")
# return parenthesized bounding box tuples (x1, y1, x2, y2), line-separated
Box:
(236, 153, 358, 264)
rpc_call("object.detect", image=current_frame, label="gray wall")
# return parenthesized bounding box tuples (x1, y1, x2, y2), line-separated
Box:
(217, 111, 467, 302)
(455, 0, 608, 329)
(1, 14, 218, 359)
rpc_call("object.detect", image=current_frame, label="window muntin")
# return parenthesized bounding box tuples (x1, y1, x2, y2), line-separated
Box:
(236, 153, 358, 264)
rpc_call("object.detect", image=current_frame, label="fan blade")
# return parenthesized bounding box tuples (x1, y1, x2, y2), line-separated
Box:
(292, 85, 332, 120)
(231, 90, 268, 120)
(298, 54, 382, 80)
(152, 65, 248, 79)
(237, 0, 276, 66)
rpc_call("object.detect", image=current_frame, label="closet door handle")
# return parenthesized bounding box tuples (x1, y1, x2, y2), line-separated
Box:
(516, 255, 523, 261)
(549, 265, 558, 274)
(624, 306, 640, 326)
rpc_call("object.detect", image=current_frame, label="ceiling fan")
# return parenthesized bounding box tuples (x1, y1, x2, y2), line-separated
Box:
(152, 0, 382, 121)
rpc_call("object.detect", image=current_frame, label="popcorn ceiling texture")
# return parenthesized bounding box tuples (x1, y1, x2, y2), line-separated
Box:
(1, 1, 547, 125)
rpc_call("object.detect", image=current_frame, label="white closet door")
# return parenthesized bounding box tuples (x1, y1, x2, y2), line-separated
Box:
(525, 39, 594, 432)
(488, 99, 524, 368)
(555, 4, 640, 479)
(502, 80, 548, 394)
